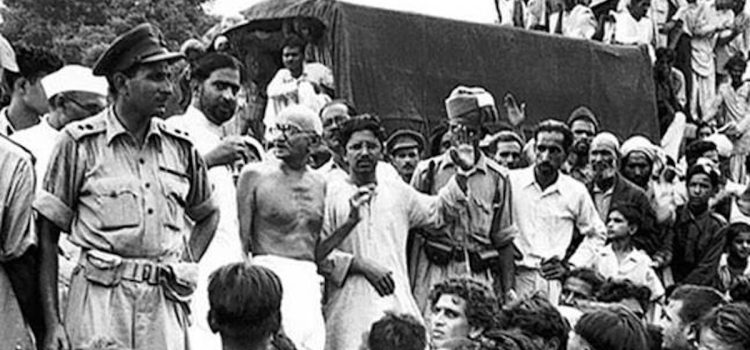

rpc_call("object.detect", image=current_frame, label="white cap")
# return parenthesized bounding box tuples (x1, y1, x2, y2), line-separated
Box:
(0, 33, 18, 73)
(41, 65, 108, 98)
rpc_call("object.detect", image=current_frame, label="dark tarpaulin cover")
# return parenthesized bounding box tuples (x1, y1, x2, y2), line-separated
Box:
(241, 0, 659, 141)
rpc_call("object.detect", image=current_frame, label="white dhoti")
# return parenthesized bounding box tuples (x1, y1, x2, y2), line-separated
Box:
(253, 255, 325, 350)
(514, 267, 562, 306)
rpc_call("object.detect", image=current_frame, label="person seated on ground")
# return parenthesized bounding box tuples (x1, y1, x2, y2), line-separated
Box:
(364, 312, 426, 350)
(670, 162, 728, 287)
(501, 293, 570, 350)
(558, 267, 605, 326)
(208, 262, 285, 350)
(427, 277, 499, 350)
(583, 203, 665, 301)
(691, 302, 750, 350)
(715, 222, 750, 293)
(656, 285, 726, 350)
(595, 279, 652, 321)
(567, 305, 650, 350)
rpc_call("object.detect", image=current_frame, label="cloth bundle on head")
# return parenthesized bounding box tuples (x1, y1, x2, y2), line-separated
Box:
(590, 132, 620, 157)
(445, 85, 497, 126)
(480, 130, 525, 149)
(621, 136, 657, 162)
(275, 105, 323, 135)
(41, 65, 108, 98)
(687, 159, 721, 187)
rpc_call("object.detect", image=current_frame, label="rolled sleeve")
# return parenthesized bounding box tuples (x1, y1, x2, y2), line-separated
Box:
(32, 190, 74, 232)
(1, 155, 37, 261)
(33, 131, 82, 232)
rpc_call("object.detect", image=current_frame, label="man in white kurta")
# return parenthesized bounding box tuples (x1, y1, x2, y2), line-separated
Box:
(321, 116, 468, 350)
(166, 53, 247, 350)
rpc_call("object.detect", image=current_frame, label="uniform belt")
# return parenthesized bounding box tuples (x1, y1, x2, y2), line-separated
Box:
(119, 259, 161, 285)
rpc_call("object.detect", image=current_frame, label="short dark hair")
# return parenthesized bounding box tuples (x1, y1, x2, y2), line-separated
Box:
(428, 277, 498, 330)
(565, 268, 605, 295)
(574, 306, 650, 350)
(596, 279, 652, 313)
(696, 303, 750, 349)
(655, 47, 676, 66)
(368, 312, 426, 350)
(729, 278, 750, 303)
(534, 119, 574, 153)
(208, 263, 283, 343)
(723, 222, 750, 252)
(685, 139, 717, 167)
(281, 34, 306, 52)
(6, 44, 64, 92)
(503, 294, 570, 350)
(337, 113, 386, 149)
(608, 202, 643, 229)
(190, 52, 243, 83)
(483, 329, 541, 350)
(725, 53, 747, 72)
(668, 285, 726, 325)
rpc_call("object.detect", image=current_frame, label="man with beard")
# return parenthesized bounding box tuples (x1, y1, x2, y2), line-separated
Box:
(34, 23, 219, 350)
(237, 105, 370, 350)
(564, 106, 599, 183)
(386, 129, 426, 183)
(582, 133, 662, 265)
(166, 52, 249, 350)
(409, 86, 515, 313)
(322, 114, 469, 350)
(509, 120, 605, 304)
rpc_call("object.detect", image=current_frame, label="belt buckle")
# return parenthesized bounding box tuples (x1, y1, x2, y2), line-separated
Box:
(142, 264, 153, 283)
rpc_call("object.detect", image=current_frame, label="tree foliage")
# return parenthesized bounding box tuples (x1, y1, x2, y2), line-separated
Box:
(1, 0, 220, 64)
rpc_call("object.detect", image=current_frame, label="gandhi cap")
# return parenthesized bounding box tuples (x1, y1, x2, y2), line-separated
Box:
(93, 23, 183, 76)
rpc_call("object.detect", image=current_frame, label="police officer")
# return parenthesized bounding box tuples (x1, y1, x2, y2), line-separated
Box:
(409, 86, 517, 313)
(35, 23, 218, 350)
(386, 129, 426, 183)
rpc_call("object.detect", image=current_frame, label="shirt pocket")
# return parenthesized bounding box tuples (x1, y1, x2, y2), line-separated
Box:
(159, 166, 190, 231)
(88, 177, 141, 230)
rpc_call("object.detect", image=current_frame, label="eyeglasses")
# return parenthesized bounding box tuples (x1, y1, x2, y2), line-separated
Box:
(67, 97, 106, 115)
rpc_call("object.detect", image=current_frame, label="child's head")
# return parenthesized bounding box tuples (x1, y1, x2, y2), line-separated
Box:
(724, 222, 750, 260)
(686, 162, 719, 206)
(606, 203, 641, 241)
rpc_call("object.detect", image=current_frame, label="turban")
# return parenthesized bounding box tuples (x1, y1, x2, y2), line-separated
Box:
(445, 86, 497, 126)
(590, 132, 620, 158)
(706, 133, 733, 158)
(566, 106, 600, 130)
(621, 136, 657, 162)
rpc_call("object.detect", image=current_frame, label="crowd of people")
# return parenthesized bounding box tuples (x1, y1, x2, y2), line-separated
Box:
(3, 0, 750, 349)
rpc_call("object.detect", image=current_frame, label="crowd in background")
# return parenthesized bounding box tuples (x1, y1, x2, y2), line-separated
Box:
(3, 0, 750, 349)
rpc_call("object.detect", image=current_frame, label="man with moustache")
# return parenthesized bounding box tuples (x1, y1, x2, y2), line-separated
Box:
(322, 114, 470, 350)
(509, 120, 606, 304)
(166, 52, 249, 350)
(409, 86, 516, 313)
(34, 23, 219, 350)
(236, 105, 370, 350)
(386, 129, 426, 183)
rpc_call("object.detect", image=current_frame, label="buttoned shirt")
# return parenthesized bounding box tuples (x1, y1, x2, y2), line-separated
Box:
(410, 152, 516, 251)
(509, 167, 606, 269)
(33, 107, 216, 258)
(0, 134, 36, 350)
(589, 245, 665, 299)
(592, 183, 614, 222)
